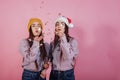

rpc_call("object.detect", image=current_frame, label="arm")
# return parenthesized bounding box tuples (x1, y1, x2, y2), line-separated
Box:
(60, 36, 79, 60)
(19, 39, 40, 63)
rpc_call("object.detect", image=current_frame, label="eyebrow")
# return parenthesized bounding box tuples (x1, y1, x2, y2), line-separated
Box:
(61, 22, 65, 24)
(37, 24, 41, 26)
(56, 22, 65, 24)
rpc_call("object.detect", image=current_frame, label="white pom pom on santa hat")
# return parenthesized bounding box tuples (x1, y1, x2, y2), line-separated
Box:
(55, 16, 74, 28)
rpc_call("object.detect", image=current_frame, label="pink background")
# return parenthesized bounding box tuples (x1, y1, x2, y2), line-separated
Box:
(0, 0, 120, 80)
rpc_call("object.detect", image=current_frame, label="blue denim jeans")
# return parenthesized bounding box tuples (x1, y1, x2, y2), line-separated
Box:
(49, 69, 75, 80)
(22, 69, 46, 80)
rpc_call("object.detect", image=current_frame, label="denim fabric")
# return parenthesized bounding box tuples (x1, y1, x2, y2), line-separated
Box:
(49, 69, 75, 80)
(22, 69, 46, 80)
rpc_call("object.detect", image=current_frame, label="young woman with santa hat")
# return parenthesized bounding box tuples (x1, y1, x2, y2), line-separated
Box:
(49, 16, 79, 80)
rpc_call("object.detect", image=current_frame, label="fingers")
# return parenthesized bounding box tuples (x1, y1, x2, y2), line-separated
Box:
(41, 30, 45, 36)
(55, 31, 64, 37)
(34, 36, 43, 42)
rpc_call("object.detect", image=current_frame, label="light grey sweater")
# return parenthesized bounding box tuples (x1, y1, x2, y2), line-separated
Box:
(19, 39, 49, 71)
(49, 35, 79, 71)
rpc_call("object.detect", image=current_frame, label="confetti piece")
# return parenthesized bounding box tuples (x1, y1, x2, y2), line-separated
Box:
(58, 13, 62, 16)
(47, 12, 50, 15)
(41, 1, 44, 4)
(45, 21, 49, 25)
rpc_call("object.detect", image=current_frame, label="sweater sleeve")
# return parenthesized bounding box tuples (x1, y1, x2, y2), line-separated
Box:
(60, 36, 79, 60)
(19, 39, 40, 63)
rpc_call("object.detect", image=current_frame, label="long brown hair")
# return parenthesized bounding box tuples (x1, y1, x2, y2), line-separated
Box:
(27, 26, 47, 61)
(53, 24, 73, 61)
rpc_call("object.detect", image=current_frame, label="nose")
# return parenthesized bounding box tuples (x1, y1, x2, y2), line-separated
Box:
(35, 26, 39, 29)
(57, 25, 61, 28)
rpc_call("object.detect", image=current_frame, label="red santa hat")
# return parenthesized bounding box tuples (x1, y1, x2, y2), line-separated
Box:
(55, 16, 74, 28)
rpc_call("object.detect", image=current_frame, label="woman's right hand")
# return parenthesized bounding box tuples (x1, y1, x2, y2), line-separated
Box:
(34, 36, 43, 42)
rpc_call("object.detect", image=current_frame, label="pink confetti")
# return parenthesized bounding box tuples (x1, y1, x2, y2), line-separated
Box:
(58, 13, 62, 16)
(41, 1, 44, 4)
(45, 21, 49, 25)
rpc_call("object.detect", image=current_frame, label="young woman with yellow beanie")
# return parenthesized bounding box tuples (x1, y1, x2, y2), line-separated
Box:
(19, 18, 49, 80)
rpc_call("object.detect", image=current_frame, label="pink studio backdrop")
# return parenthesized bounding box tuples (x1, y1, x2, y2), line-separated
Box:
(0, 0, 120, 80)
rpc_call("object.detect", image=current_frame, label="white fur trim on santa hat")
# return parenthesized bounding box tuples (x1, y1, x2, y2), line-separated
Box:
(55, 16, 74, 28)
(69, 23, 74, 28)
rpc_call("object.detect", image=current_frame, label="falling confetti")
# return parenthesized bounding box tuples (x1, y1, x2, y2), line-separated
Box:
(50, 38, 53, 41)
(39, 1, 45, 9)
(46, 32, 51, 36)
(47, 12, 50, 15)
(58, 13, 62, 16)
(48, 32, 51, 34)
(45, 21, 49, 25)
(48, 29, 50, 31)
(41, 1, 44, 4)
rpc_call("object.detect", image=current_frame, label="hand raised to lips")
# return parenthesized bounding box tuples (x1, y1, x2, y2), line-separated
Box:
(34, 36, 43, 42)
(55, 31, 64, 37)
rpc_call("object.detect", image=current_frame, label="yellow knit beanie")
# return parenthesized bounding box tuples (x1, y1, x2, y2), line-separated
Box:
(27, 18, 44, 31)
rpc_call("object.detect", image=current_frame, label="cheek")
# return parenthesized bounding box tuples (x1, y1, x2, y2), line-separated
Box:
(61, 27, 65, 31)
(31, 28, 35, 32)
(38, 29, 42, 33)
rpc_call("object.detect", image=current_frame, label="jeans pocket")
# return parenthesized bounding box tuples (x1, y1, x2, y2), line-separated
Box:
(64, 70, 75, 80)
(22, 71, 32, 80)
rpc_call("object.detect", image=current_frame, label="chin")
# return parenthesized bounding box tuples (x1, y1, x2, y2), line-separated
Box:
(34, 35, 39, 37)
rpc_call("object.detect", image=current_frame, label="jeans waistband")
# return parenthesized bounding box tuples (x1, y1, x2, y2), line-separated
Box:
(52, 68, 74, 73)
(24, 69, 40, 73)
